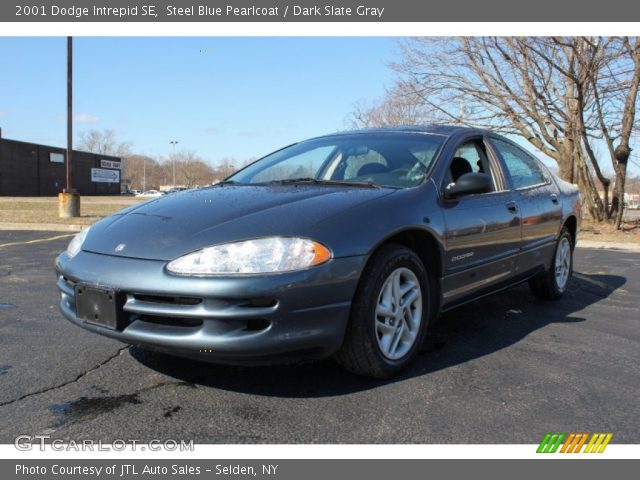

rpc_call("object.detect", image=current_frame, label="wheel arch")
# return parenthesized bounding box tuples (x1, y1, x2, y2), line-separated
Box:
(365, 227, 445, 315)
(562, 215, 578, 247)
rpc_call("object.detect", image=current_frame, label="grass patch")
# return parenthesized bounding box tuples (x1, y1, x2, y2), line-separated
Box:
(0, 196, 145, 226)
(581, 217, 640, 244)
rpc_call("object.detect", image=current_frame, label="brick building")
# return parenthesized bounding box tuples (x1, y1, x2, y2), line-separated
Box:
(0, 131, 121, 196)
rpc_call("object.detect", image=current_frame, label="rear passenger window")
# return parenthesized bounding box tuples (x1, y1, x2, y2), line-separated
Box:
(492, 139, 546, 189)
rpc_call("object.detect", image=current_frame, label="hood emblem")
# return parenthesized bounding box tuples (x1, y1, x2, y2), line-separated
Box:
(115, 243, 126, 252)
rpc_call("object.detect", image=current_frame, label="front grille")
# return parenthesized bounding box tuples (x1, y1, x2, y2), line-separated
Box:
(244, 318, 271, 332)
(132, 293, 202, 306)
(243, 298, 278, 308)
(129, 314, 203, 328)
(58, 278, 278, 333)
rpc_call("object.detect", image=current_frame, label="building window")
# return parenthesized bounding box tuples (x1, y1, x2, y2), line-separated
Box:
(50, 152, 64, 164)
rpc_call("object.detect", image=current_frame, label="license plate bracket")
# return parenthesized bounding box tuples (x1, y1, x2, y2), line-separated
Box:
(75, 286, 120, 330)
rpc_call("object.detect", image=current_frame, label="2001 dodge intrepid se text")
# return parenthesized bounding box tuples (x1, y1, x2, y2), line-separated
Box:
(56, 126, 581, 378)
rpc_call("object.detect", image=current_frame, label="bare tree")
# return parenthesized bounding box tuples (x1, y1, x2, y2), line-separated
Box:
(353, 37, 640, 226)
(214, 158, 241, 180)
(122, 154, 156, 191)
(122, 152, 258, 190)
(173, 150, 217, 187)
(590, 37, 640, 227)
(77, 128, 132, 158)
(348, 85, 423, 128)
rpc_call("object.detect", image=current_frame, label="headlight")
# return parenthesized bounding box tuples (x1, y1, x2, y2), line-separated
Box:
(166, 237, 332, 275)
(66, 227, 90, 258)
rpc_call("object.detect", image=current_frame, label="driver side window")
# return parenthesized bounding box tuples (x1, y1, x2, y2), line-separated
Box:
(446, 140, 496, 192)
(343, 150, 388, 179)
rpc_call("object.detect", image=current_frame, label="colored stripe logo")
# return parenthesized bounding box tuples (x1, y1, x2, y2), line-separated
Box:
(537, 433, 612, 453)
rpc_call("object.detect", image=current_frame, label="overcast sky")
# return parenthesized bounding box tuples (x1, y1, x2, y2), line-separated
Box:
(0, 37, 395, 163)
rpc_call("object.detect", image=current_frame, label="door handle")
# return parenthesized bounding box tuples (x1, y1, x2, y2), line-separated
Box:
(550, 194, 559, 204)
(506, 201, 518, 213)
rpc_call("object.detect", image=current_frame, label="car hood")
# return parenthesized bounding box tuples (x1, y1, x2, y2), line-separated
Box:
(82, 185, 396, 261)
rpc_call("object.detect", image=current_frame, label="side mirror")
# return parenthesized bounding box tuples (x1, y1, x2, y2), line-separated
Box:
(444, 172, 492, 199)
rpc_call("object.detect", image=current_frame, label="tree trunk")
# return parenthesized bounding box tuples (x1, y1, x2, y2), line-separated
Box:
(557, 158, 574, 183)
(576, 153, 606, 222)
(562, 127, 606, 222)
(612, 145, 630, 229)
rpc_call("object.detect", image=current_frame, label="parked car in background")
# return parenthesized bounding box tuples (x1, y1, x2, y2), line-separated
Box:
(56, 126, 581, 378)
(166, 187, 190, 194)
(136, 190, 163, 198)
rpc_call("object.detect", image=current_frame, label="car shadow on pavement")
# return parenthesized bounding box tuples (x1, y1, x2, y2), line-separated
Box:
(129, 272, 625, 398)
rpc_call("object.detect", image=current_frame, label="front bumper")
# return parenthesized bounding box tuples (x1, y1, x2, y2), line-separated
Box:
(55, 250, 366, 364)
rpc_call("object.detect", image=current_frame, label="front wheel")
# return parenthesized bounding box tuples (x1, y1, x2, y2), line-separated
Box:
(334, 244, 431, 378)
(529, 227, 574, 300)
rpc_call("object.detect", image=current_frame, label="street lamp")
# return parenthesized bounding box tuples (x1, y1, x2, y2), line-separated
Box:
(170, 140, 179, 187)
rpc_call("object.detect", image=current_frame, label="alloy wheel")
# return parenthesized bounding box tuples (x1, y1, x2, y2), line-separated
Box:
(374, 267, 423, 360)
(555, 236, 571, 290)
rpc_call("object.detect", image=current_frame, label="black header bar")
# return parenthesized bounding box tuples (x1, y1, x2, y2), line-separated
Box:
(4, 0, 640, 22)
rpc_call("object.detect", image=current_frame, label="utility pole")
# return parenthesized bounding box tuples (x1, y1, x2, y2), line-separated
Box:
(66, 36, 72, 192)
(143, 157, 146, 192)
(59, 36, 80, 218)
(170, 140, 179, 187)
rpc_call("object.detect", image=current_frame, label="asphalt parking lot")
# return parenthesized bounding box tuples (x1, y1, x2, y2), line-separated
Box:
(0, 230, 639, 444)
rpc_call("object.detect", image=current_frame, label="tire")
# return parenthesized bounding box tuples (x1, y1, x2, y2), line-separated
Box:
(334, 244, 431, 379)
(529, 227, 574, 300)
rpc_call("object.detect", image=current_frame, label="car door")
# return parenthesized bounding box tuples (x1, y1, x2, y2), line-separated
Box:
(489, 137, 562, 274)
(439, 136, 522, 306)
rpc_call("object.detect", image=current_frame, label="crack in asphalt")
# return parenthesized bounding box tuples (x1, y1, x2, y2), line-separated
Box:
(0, 346, 130, 408)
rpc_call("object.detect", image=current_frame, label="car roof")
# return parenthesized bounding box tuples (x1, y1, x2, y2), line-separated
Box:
(315, 124, 492, 140)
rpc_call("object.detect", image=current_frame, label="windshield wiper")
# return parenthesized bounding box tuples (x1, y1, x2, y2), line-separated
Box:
(214, 179, 244, 187)
(269, 178, 380, 188)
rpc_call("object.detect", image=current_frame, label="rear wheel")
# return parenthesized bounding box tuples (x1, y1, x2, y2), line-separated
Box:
(335, 244, 431, 378)
(529, 227, 573, 300)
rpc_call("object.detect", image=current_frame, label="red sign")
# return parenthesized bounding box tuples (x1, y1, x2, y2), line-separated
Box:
(100, 159, 121, 170)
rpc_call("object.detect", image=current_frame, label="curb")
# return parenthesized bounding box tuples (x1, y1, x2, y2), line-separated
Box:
(577, 240, 640, 253)
(0, 222, 86, 232)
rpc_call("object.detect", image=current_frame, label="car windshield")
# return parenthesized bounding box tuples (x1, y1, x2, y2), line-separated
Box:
(227, 133, 445, 189)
